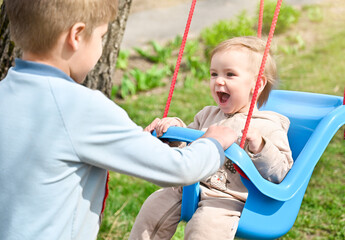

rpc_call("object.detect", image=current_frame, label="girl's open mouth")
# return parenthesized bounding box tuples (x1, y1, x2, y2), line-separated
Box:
(217, 92, 230, 104)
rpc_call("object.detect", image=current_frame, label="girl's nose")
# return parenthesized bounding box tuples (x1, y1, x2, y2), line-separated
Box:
(215, 76, 225, 85)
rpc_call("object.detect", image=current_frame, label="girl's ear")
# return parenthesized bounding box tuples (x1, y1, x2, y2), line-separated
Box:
(67, 22, 86, 51)
(258, 75, 267, 93)
(251, 75, 267, 94)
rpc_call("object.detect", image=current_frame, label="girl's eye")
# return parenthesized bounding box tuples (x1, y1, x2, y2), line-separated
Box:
(226, 72, 235, 77)
(211, 72, 218, 77)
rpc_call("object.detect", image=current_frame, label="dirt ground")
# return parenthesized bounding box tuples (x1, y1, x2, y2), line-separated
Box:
(130, 0, 195, 13)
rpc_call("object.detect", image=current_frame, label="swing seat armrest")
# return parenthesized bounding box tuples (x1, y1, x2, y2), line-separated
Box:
(157, 127, 299, 201)
(225, 144, 297, 201)
(153, 126, 205, 142)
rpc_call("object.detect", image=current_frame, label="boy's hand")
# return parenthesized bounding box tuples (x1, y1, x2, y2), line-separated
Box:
(244, 128, 264, 154)
(144, 118, 161, 133)
(201, 125, 237, 150)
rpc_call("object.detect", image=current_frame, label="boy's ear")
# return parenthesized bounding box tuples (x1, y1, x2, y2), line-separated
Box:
(251, 75, 267, 94)
(68, 22, 86, 51)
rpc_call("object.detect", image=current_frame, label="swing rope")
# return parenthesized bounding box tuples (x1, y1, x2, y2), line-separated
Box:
(163, 0, 197, 118)
(162, 0, 283, 179)
(257, 0, 265, 38)
(240, 0, 283, 149)
(235, 0, 283, 179)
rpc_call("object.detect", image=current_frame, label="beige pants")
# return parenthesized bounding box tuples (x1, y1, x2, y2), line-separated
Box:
(129, 186, 244, 240)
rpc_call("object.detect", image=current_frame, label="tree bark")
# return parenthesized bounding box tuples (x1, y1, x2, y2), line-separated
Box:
(83, 0, 133, 98)
(0, 2, 15, 80)
(0, 0, 132, 98)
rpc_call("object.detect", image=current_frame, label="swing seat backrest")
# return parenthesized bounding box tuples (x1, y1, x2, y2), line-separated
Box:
(260, 90, 344, 161)
(232, 90, 344, 239)
(159, 90, 345, 240)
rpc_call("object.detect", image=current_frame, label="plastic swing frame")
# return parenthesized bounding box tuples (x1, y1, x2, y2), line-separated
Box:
(157, 0, 345, 238)
(157, 90, 345, 239)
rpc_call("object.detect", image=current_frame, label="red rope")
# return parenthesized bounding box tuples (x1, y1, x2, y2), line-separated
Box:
(163, 0, 197, 118)
(234, 0, 283, 179)
(257, 0, 265, 38)
(101, 171, 110, 216)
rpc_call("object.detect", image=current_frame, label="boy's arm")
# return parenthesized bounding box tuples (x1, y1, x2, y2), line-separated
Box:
(60, 90, 228, 187)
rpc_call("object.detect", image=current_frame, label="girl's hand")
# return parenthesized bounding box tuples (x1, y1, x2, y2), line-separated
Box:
(144, 117, 183, 137)
(244, 128, 264, 154)
(154, 117, 184, 137)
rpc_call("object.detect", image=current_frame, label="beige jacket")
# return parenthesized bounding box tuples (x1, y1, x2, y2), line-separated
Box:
(177, 106, 293, 202)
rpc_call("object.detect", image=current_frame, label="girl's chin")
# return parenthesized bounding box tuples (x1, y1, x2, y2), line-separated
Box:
(218, 101, 230, 109)
(219, 106, 235, 114)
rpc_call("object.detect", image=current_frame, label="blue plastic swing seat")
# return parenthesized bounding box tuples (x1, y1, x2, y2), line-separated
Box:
(159, 90, 345, 240)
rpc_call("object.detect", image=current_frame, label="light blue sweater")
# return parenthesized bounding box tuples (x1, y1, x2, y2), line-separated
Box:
(0, 59, 225, 240)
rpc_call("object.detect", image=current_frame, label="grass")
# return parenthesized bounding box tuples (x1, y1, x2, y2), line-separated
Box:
(98, 1, 345, 239)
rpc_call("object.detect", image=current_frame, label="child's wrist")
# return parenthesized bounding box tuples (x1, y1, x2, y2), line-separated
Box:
(249, 137, 265, 154)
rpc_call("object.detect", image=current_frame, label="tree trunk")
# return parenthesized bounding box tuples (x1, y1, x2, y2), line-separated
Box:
(83, 0, 133, 98)
(0, 2, 15, 80)
(0, 0, 132, 98)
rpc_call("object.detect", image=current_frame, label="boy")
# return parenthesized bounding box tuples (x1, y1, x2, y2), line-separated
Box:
(0, 1, 238, 239)
(129, 36, 294, 240)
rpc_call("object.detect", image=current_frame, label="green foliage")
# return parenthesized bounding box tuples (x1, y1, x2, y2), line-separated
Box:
(184, 39, 199, 56)
(279, 30, 345, 95)
(110, 85, 119, 100)
(130, 68, 148, 91)
(117, 65, 173, 98)
(261, 0, 300, 34)
(201, 12, 256, 58)
(97, 173, 160, 240)
(168, 35, 183, 50)
(279, 34, 305, 55)
(116, 50, 130, 70)
(183, 40, 209, 86)
(130, 65, 170, 92)
(305, 5, 323, 22)
(119, 74, 136, 99)
(134, 41, 172, 64)
(186, 56, 209, 81)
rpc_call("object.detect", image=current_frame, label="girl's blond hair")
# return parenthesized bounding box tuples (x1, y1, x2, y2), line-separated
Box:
(211, 36, 277, 108)
(5, 0, 118, 54)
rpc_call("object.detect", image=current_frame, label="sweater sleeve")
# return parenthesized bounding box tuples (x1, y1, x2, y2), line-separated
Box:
(57, 89, 225, 187)
(245, 126, 294, 183)
(187, 107, 207, 130)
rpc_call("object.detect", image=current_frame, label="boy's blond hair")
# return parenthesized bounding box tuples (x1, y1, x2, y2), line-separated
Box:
(211, 36, 277, 108)
(5, 0, 118, 54)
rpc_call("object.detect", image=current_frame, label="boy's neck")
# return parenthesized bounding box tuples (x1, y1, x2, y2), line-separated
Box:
(22, 51, 70, 77)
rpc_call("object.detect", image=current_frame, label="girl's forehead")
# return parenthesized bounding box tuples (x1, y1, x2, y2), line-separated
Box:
(213, 48, 260, 67)
(216, 47, 251, 57)
(211, 49, 251, 64)
(210, 49, 258, 74)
